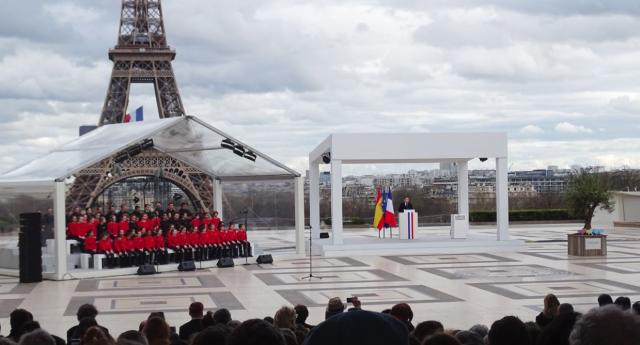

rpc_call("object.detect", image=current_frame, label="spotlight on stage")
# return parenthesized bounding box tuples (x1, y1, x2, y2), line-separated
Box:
(322, 152, 331, 164)
(479, 157, 488, 162)
(244, 150, 257, 162)
(140, 138, 154, 150)
(221, 138, 235, 150)
(233, 144, 245, 157)
(114, 152, 129, 164)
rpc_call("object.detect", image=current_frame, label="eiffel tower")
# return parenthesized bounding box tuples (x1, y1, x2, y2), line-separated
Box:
(99, 0, 185, 125)
(65, 0, 214, 212)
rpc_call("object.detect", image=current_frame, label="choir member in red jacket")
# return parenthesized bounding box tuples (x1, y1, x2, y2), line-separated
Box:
(66, 216, 81, 239)
(237, 224, 252, 257)
(167, 226, 182, 263)
(142, 229, 156, 265)
(211, 211, 222, 230)
(83, 230, 97, 254)
(154, 229, 167, 264)
(132, 231, 146, 266)
(97, 233, 116, 268)
(107, 215, 119, 237)
(113, 230, 130, 267)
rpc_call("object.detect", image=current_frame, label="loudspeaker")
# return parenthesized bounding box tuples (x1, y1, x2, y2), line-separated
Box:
(319, 232, 329, 239)
(137, 264, 156, 275)
(217, 257, 234, 268)
(256, 254, 273, 264)
(178, 261, 196, 271)
(19, 212, 42, 283)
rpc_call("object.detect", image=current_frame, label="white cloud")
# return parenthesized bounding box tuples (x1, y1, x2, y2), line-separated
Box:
(0, 0, 639, 175)
(554, 121, 594, 133)
(519, 124, 543, 135)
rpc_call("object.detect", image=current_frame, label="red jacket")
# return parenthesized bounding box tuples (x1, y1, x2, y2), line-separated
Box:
(118, 221, 130, 232)
(77, 223, 90, 238)
(114, 237, 128, 253)
(211, 217, 221, 229)
(155, 235, 165, 249)
(143, 235, 156, 250)
(211, 231, 221, 244)
(227, 230, 238, 241)
(191, 218, 201, 229)
(98, 238, 113, 252)
(188, 232, 200, 246)
(107, 222, 119, 237)
(167, 234, 180, 248)
(237, 230, 247, 241)
(67, 222, 80, 237)
(132, 237, 145, 250)
(178, 232, 188, 246)
(84, 236, 97, 252)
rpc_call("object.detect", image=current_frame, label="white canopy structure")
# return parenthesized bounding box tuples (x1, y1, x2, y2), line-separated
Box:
(0, 116, 305, 280)
(308, 132, 510, 250)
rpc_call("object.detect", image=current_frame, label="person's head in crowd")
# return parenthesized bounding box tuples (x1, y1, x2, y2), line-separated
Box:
(325, 297, 345, 320)
(202, 311, 215, 328)
(537, 309, 580, 345)
(305, 310, 409, 345)
(18, 321, 40, 335)
(569, 304, 640, 345)
(18, 329, 55, 345)
(293, 325, 309, 344)
(274, 306, 296, 330)
(294, 305, 309, 325)
(143, 317, 170, 345)
(615, 296, 631, 311)
(280, 328, 297, 345)
(264, 316, 275, 324)
(488, 316, 530, 345)
(454, 330, 484, 345)
(424, 333, 462, 345)
(213, 308, 232, 325)
(632, 301, 640, 315)
(598, 294, 613, 307)
(543, 294, 560, 317)
(188, 302, 204, 319)
(228, 320, 242, 330)
(524, 321, 541, 345)
(9, 309, 33, 341)
(558, 303, 575, 315)
(412, 320, 444, 343)
(73, 317, 99, 340)
(228, 319, 285, 345)
(190, 324, 231, 345)
(468, 324, 488, 338)
(83, 326, 114, 345)
(117, 330, 148, 345)
(390, 303, 414, 331)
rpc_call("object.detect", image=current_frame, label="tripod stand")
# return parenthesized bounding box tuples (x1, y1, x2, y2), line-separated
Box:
(301, 226, 323, 280)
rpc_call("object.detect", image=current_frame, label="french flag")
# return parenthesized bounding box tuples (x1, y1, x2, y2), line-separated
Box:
(123, 106, 144, 123)
(384, 188, 397, 227)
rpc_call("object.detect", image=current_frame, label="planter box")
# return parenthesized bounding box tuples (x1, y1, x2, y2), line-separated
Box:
(567, 234, 607, 256)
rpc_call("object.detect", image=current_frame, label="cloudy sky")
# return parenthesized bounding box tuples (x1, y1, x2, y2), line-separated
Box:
(1, 0, 640, 175)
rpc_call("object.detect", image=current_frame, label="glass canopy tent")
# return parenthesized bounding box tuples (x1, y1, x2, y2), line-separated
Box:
(0, 116, 305, 279)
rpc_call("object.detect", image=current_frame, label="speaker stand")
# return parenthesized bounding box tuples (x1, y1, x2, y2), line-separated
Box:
(301, 227, 322, 280)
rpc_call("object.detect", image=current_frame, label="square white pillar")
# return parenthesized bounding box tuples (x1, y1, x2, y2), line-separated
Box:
(54, 181, 67, 280)
(457, 161, 469, 217)
(213, 179, 223, 220)
(294, 177, 306, 255)
(496, 157, 509, 240)
(330, 159, 343, 245)
(309, 161, 321, 239)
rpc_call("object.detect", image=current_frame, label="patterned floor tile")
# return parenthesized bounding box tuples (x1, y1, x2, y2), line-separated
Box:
(384, 253, 516, 266)
(469, 279, 640, 299)
(420, 264, 577, 281)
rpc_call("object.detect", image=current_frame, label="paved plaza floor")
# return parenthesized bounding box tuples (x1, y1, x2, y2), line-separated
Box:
(1, 223, 639, 338)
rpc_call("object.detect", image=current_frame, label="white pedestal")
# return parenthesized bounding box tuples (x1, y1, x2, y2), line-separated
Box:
(450, 214, 469, 239)
(80, 253, 92, 269)
(399, 210, 418, 240)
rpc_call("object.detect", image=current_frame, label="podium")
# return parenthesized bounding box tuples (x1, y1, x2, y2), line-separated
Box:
(450, 214, 468, 239)
(399, 210, 418, 240)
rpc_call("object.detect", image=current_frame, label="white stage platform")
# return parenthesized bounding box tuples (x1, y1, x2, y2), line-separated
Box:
(309, 231, 523, 256)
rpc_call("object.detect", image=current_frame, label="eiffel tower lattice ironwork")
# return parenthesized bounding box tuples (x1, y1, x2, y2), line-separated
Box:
(99, 0, 185, 125)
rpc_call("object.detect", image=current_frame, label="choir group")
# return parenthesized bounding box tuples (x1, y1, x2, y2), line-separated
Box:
(65, 201, 251, 269)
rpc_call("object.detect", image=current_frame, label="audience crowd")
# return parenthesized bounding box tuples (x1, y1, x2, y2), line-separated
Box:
(1, 293, 640, 345)
(64, 202, 251, 268)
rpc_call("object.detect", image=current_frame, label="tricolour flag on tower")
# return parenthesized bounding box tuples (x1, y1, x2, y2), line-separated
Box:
(135, 106, 144, 122)
(384, 188, 397, 227)
(123, 113, 132, 123)
(373, 189, 384, 230)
